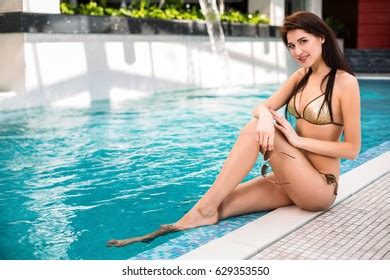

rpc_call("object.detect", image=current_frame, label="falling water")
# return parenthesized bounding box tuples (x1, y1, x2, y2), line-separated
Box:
(198, 0, 231, 87)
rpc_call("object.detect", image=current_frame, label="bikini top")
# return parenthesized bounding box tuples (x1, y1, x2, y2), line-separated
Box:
(287, 93, 343, 126)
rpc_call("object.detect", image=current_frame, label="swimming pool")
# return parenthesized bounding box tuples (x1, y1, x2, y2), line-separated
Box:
(0, 79, 389, 260)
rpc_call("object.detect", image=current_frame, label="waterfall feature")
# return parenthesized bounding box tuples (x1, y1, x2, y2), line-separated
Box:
(198, 0, 231, 87)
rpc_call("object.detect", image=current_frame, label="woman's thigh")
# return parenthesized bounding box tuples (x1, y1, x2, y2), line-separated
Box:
(269, 130, 336, 211)
(239, 118, 335, 211)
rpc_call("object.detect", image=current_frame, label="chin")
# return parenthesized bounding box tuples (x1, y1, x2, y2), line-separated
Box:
(302, 61, 314, 68)
(297, 61, 311, 68)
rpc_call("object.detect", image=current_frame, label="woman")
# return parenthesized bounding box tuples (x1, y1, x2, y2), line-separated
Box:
(107, 11, 361, 247)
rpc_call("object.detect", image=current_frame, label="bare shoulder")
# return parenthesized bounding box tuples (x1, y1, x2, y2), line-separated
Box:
(296, 67, 307, 77)
(290, 67, 307, 82)
(281, 67, 306, 86)
(336, 70, 359, 89)
(335, 70, 360, 100)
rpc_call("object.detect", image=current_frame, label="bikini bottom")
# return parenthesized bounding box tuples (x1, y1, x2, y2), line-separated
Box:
(319, 173, 339, 195)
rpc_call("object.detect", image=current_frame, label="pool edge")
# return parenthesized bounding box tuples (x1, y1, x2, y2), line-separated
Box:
(356, 74, 390, 80)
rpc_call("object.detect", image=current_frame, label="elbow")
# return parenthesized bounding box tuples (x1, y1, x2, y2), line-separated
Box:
(346, 154, 357, 160)
(346, 145, 361, 160)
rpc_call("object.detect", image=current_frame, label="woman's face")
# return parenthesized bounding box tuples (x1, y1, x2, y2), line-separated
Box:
(286, 29, 324, 68)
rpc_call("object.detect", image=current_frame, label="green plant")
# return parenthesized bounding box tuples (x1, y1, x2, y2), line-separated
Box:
(79, 2, 105, 16)
(59, 1, 269, 25)
(324, 17, 345, 36)
(60, 2, 75, 15)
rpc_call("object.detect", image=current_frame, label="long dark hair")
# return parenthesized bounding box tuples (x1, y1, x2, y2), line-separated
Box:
(280, 11, 354, 122)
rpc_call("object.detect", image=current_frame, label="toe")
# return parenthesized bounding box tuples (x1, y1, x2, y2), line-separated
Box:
(106, 240, 118, 247)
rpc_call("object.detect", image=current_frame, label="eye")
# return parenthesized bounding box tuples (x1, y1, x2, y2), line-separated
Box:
(288, 44, 295, 49)
(299, 39, 307, 45)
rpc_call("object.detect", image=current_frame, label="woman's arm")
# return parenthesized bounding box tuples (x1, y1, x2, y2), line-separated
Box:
(297, 137, 360, 160)
(339, 74, 361, 159)
(271, 74, 361, 160)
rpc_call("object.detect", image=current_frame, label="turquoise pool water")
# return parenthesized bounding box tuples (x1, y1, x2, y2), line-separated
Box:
(0, 80, 389, 260)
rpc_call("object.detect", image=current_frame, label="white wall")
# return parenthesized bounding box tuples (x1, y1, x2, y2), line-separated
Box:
(0, 0, 60, 13)
(0, 34, 297, 111)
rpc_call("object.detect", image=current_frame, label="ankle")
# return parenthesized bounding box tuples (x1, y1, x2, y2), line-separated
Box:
(197, 205, 218, 218)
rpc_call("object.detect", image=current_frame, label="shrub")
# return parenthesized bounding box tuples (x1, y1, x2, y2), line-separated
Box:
(60, 1, 270, 25)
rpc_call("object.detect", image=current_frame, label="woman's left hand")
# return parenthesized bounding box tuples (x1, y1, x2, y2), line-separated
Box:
(270, 110, 301, 147)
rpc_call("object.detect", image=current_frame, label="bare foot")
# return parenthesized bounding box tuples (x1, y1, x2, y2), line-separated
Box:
(106, 224, 178, 248)
(172, 205, 219, 230)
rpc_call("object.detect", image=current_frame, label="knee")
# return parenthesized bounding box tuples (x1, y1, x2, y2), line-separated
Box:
(241, 118, 257, 131)
(239, 118, 257, 136)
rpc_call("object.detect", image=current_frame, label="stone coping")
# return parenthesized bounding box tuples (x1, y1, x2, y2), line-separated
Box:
(0, 12, 278, 37)
(356, 74, 390, 80)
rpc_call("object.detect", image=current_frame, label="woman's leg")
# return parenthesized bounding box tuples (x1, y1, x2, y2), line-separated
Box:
(107, 118, 266, 247)
(218, 174, 293, 219)
(173, 118, 267, 229)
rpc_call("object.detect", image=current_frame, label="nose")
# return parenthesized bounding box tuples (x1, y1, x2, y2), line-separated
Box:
(293, 46, 303, 56)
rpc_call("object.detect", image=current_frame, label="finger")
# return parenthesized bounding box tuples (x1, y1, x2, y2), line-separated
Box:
(266, 136, 271, 151)
(275, 122, 285, 130)
(274, 115, 288, 126)
(271, 111, 283, 121)
(255, 132, 260, 142)
(268, 132, 274, 151)
(274, 120, 285, 130)
(271, 110, 286, 121)
(259, 133, 264, 145)
(261, 135, 269, 151)
(262, 142, 268, 153)
(274, 123, 286, 133)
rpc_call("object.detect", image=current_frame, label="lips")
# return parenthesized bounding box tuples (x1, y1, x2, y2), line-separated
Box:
(298, 55, 309, 63)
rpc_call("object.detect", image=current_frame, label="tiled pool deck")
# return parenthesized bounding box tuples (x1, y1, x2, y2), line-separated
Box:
(132, 142, 389, 260)
(251, 172, 389, 260)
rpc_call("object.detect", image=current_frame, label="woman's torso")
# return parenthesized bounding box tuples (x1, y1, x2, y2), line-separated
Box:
(288, 71, 344, 177)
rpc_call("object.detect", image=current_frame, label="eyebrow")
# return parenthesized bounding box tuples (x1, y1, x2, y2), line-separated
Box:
(287, 37, 307, 45)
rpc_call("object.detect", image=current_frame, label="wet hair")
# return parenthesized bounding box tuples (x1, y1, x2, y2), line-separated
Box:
(280, 11, 354, 123)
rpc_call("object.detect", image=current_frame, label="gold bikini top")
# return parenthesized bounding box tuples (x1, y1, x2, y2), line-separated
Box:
(287, 93, 343, 126)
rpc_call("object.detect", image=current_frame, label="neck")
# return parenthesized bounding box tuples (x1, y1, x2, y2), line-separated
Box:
(310, 60, 331, 76)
